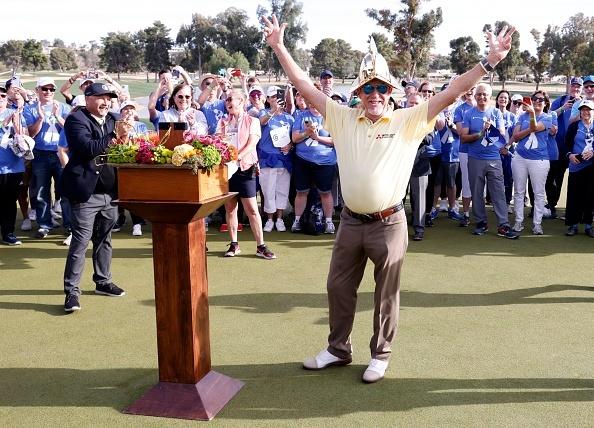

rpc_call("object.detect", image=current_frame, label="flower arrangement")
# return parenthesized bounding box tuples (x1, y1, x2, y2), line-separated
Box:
(107, 130, 237, 174)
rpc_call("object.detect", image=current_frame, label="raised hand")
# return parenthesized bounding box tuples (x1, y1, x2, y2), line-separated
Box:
(485, 25, 516, 64)
(262, 15, 287, 50)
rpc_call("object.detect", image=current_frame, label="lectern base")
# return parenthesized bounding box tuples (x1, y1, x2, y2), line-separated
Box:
(123, 371, 244, 421)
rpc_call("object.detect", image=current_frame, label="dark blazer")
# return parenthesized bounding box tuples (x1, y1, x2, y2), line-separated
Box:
(59, 108, 120, 203)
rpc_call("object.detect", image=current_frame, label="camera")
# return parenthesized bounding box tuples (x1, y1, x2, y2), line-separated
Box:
(86, 70, 99, 79)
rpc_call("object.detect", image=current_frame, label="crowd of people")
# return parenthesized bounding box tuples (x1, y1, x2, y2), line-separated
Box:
(1, 68, 594, 249)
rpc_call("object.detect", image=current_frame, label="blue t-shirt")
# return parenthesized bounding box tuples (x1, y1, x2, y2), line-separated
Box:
(568, 121, 594, 173)
(462, 107, 505, 160)
(424, 113, 442, 158)
(257, 109, 294, 171)
(515, 112, 556, 161)
(438, 124, 459, 163)
(0, 109, 25, 174)
(550, 95, 574, 154)
(293, 110, 336, 165)
(454, 102, 474, 154)
(23, 101, 70, 152)
(200, 99, 226, 135)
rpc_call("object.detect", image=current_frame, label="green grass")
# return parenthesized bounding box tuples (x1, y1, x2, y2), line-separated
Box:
(1, 204, 593, 426)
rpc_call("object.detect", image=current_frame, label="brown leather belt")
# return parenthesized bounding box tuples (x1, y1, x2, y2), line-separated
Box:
(346, 202, 404, 222)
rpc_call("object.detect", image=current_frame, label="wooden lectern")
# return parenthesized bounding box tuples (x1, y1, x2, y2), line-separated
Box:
(116, 163, 242, 421)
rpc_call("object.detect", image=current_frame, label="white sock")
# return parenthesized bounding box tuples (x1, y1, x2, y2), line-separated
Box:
(294, 216, 300, 222)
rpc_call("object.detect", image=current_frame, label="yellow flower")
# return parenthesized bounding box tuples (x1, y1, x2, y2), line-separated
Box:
(171, 152, 185, 166)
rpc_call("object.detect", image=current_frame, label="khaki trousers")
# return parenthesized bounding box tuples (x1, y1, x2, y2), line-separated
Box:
(326, 207, 408, 361)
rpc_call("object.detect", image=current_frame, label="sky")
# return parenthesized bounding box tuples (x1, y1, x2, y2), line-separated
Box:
(2, 0, 585, 56)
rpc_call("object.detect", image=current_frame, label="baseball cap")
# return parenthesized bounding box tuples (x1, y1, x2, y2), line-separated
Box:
(266, 86, 281, 97)
(511, 94, 523, 102)
(578, 99, 594, 110)
(79, 78, 94, 88)
(570, 77, 584, 86)
(330, 92, 347, 103)
(349, 96, 361, 107)
(249, 85, 264, 96)
(320, 69, 333, 79)
(5, 76, 21, 90)
(120, 101, 138, 111)
(583, 75, 594, 85)
(36, 77, 56, 88)
(84, 82, 118, 98)
(401, 79, 418, 89)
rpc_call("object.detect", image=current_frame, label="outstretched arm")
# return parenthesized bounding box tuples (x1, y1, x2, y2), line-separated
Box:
(262, 15, 327, 117)
(428, 26, 516, 120)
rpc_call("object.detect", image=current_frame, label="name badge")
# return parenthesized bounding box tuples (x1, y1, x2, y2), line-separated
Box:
(270, 125, 290, 148)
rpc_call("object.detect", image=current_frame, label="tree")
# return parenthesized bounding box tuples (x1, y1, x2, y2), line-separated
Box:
(483, 21, 520, 89)
(100, 32, 144, 79)
(293, 48, 311, 73)
(21, 39, 48, 71)
(50, 47, 77, 71)
(230, 51, 250, 71)
(366, 0, 443, 79)
(0, 40, 25, 73)
(212, 8, 262, 69)
(429, 53, 450, 71)
(176, 13, 215, 74)
(310, 38, 340, 78)
(449, 36, 480, 75)
(76, 40, 100, 70)
(140, 21, 173, 78)
(53, 39, 66, 48)
(520, 29, 550, 90)
(257, 0, 308, 77)
(542, 14, 594, 84)
(203, 47, 234, 74)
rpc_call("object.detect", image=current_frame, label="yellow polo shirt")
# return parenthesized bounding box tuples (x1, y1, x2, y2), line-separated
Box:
(325, 98, 436, 213)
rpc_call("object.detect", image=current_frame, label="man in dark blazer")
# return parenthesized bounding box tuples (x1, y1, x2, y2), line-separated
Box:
(60, 82, 124, 312)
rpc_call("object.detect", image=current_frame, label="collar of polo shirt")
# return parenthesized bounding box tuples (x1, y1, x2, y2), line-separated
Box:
(356, 107, 392, 123)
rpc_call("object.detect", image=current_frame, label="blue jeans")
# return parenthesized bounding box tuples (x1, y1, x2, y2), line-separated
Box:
(31, 150, 62, 230)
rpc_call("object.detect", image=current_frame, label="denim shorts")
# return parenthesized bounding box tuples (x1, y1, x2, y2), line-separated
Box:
(293, 156, 336, 193)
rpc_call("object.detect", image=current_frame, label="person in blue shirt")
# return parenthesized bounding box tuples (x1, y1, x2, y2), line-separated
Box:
(258, 86, 294, 232)
(23, 77, 71, 238)
(510, 91, 557, 235)
(546, 76, 583, 218)
(494, 90, 517, 209)
(453, 86, 476, 226)
(568, 75, 594, 123)
(290, 96, 336, 234)
(563, 100, 594, 237)
(196, 74, 229, 134)
(460, 83, 517, 239)
(0, 87, 26, 245)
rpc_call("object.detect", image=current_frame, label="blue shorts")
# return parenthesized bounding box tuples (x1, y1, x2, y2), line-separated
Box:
(293, 156, 336, 193)
(229, 165, 257, 198)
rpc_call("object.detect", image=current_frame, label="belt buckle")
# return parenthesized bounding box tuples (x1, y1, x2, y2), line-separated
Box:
(361, 213, 374, 222)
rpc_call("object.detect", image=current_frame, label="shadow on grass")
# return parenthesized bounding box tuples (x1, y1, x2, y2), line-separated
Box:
(202, 284, 594, 314)
(0, 365, 592, 419)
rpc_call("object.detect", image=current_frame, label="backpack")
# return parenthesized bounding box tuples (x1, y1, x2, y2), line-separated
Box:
(299, 188, 324, 235)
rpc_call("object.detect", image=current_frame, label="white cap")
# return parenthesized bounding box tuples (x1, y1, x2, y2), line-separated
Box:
(266, 86, 281, 97)
(79, 78, 94, 88)
(578, 99, 594, 110)
(119, 101, 139, 111)
(249, 85, 264, 95)
(511, 94, 523, 101)
(36, 77, 56, 88)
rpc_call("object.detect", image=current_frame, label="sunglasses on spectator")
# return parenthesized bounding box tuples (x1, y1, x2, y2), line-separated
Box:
(532, 97, 546, 102)
(39, 86, 56, 92)
(512, 101, 522, 106)
(176, 95, 191, 100)
(250, 91, 262, 97)
(0, 94, 7, 99)
(421, 89, 435, 94)
(362, 83, 389, 95)
(584, 85, 594, 90)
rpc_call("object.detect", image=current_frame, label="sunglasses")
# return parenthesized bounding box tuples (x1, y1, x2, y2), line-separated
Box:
(250, 91, 262, 97)
(584, 85, 594, 90)
(176, 95, 191, 100)
(362, 83, 389, 95)
(532, 97, 546, 102)
(512, 101, 523, 106)
(0, 94, 7, 99)
(40, 87, 56, 92)
(421, 89, 435, 94)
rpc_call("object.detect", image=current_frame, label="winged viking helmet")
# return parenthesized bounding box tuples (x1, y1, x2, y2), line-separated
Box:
(350, 36, 398, 93)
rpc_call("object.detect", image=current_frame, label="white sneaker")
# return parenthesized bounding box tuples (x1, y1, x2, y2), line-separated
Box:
(263, 219, 274, 232)
(532, 224, 544, 235)
(324, 221, 335, 234)
(21, 218, 32, 231)
(53, 200, 62, 214)
(275, 218, 286, 232)
(512, 222, 524, 232)
(303, 349, 352, 370)
(63, 233, 72, 246)
(362, 358, 389, 383)
(507, 204, 513, 214)
(132, 224, 142, 236)
(439, 199, 448, 212)
(291, 219, 301, 232)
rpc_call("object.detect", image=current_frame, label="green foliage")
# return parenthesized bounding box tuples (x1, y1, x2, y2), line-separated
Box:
(140, 21, 173, 73)
(176, 13, 216, 73)
(204, 47, 234, 74)
(22, 39, 48, 71)
(230, 51, 250, 72)
(257, 0, 308, 77)
(429, 54, 450, 71)
(0, 40, 25, 73)
(366, 0, 443, 79)
(100, 32, 144, 79)
(212, 8, 262, 69)
(49, 48, 77, 71)
(310, 38, 361, 80)
(449, 36, 480, 75)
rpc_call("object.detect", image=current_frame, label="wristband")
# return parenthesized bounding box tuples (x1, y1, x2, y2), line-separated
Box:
(479, 58, 495, 73)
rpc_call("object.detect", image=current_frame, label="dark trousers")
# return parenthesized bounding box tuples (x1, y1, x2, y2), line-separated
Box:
(545, 159, 568, 209)
(565, 167, 594, 226)
(425, 156, 441, 213)
(0, 172, 23, 238)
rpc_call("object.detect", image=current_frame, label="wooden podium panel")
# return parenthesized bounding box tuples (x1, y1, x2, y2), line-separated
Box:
(115, 164, 241, 421)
